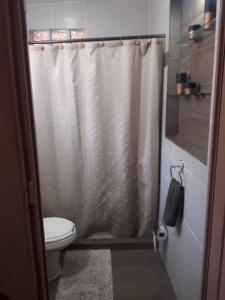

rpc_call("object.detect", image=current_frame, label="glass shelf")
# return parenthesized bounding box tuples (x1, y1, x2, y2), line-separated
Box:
(168, 93, 212, 97)
(178, 18, 216, 47)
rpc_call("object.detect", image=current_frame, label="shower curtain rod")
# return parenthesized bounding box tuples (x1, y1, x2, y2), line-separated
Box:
(28, 34, 166, 45)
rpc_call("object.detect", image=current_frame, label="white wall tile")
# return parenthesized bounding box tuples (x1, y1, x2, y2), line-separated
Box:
(149, 0, 170, 35)
(184, 171, 208, 245)
(160, 148, 174, 191)
(180, 222, 203, 280)
(160, 228, 185, 300)
(182, 221, 204, 300)
(26, 3, 52, 29)
(115, 0, 149, 36)
(162, 139, 208, 185)
(84, 0, 118, 37)
(149, 0, 170, 51)
(26, 1, 208, 299)
(158, 2, 209, 294)
(160, 136, 209, 246)
(160, 135, 208, 298)
(182, 272, 200, 300)
(52, 1, 85, 29)
(160, 220, 204, 300)
(26, 0, 150, 37)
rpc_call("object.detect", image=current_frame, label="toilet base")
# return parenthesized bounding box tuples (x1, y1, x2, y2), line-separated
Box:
(46, 250, 62, 281)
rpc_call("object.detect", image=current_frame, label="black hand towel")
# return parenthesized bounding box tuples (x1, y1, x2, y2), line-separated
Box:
(163, 178, 184, 227)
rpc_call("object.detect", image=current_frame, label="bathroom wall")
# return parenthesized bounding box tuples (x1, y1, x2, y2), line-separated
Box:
(159, 119, 208, 299)
(25, 0, 213, 298)
(149, 0, 170, 50)
(166, 0, 214, 164)
(26, 0, 150, 37)
(158, 1, 218, 300)
(26, 0, 172, 39)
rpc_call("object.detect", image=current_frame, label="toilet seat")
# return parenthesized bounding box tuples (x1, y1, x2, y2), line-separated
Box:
(44, 217, 76, 251)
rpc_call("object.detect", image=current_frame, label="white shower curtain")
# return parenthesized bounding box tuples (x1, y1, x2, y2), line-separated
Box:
(29, 39, 163, 238)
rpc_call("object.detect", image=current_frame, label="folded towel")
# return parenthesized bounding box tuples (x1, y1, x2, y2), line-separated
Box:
(163, 178, 184, 227)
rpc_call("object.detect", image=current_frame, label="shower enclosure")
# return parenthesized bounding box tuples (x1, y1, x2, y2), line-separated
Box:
(29, 36, 164, 238)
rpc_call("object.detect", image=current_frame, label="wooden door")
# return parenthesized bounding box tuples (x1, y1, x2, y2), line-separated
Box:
(0, 0, 49, 299)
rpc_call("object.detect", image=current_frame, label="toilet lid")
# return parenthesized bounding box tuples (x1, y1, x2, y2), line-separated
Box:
(43, 217, 75, 243)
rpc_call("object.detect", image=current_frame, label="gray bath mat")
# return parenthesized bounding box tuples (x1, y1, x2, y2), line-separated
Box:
(56, 250, 113, 300)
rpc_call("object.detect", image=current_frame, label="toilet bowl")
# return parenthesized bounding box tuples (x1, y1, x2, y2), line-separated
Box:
(43, 217, 76, 281)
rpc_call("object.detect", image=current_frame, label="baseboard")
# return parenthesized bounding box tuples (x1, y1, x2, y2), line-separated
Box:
(67, 238, 154, 250)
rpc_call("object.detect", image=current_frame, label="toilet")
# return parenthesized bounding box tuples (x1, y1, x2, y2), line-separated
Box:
(43, 217, 76, 281)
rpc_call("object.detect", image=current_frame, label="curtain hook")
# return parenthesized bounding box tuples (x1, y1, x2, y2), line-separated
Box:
(118, 37, 123, 47)
(138, 35, 141, 45)
(80, 42, 85, 49)
(147, 39, 151, 46)
(98, 42, 104, 47)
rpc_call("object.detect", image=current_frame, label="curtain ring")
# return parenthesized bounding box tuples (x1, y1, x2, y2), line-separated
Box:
(98, 42, 104, 47)
(80, 42, 85, 49)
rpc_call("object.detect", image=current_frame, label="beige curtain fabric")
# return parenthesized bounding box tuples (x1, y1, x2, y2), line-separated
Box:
(29, 39, 163, 238)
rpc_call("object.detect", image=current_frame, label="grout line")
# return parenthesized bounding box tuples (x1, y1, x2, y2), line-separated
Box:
(183, 219, 204, 250)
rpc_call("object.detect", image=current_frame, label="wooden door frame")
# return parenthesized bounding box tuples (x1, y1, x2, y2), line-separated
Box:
(2, 0, 225, 298)
(202, 0, 225, 299)
(0, 0, 49, 299)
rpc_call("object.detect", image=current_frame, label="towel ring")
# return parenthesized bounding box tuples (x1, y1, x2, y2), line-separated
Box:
(170, 165, 183, 186)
